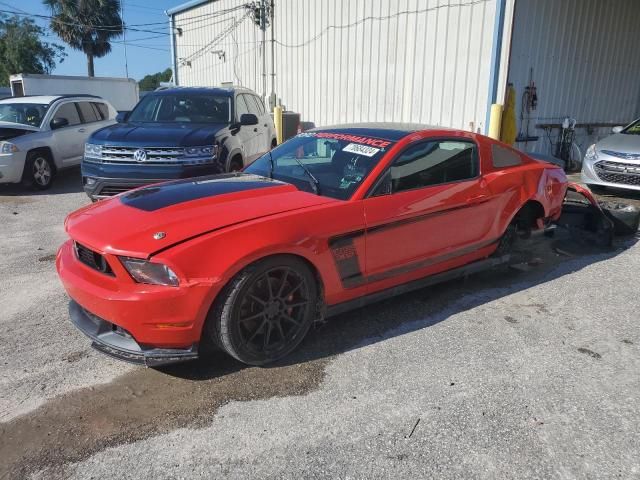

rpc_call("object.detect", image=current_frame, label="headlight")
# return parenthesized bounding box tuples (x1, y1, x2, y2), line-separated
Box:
(1, 142, 18, 154)
(120, 257, 179, 287)
(183, 145, 218, 164)
(584, 144, 598, 162)
(84, 143, 103, 159)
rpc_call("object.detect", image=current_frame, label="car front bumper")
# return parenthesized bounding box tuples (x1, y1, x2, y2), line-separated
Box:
(582, 156, 640, 192)
(56, 239, 218, 365)
(69, 300, 198, 366)
(0, 151, 27, 184)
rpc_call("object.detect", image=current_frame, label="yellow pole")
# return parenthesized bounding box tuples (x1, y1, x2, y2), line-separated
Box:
(500, 84, 517, 145)
(488, 103, 503, 140)
(274, 105, 283, 145)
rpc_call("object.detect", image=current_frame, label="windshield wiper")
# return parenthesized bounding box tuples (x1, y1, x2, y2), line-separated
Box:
(267, 151, 275, 179)
(292, 156, 321, 195)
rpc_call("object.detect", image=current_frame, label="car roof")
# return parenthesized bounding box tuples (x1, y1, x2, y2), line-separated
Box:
(0, 95, 104, 105)
(150, 86, 253, 97)
(313, 122, 457, 141)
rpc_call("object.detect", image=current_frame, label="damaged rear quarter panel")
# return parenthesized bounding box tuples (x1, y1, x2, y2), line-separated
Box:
(482, 140, 568, 231)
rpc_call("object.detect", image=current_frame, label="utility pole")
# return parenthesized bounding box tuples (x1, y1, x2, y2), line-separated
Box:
(121, 0, 129, 78)
(269, 0, 276, 110)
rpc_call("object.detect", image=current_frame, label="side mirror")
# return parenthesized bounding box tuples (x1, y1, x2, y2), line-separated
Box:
(116, 111, 130, 123)
(372, 172, 392, 197)
(229, 122, 241, 135)
(612, 126, 624, 134)
(240, 113, 258, 126)
(50, 117, 69, 130)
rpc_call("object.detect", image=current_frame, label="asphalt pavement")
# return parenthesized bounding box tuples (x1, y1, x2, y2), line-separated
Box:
(1, 168, 639, 479)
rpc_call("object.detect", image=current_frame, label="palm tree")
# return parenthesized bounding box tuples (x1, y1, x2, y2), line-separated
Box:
(44, 0, 123, 77)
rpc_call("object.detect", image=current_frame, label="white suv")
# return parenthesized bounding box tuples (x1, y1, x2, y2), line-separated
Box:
(0, 95, 116, 189)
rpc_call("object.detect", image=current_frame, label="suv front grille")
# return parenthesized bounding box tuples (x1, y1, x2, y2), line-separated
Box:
(100, 146, 186, 164)
(74, 242, 114, 275)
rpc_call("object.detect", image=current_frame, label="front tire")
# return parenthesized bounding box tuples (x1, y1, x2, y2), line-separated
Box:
(205, 256, 318, 366)
(22, 151, 54, 190)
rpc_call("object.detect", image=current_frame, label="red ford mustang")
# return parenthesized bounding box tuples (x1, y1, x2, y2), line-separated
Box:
(56, 124, 570, 366)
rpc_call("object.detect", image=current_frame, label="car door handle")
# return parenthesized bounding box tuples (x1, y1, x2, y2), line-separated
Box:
(78, 128, 86, 133)
(466, 195, 489, 205)
(254, 128, 258, 132)
(264, 124, 268, 127)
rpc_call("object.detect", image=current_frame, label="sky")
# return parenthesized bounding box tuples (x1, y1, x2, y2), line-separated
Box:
(7, 0, 187, 80)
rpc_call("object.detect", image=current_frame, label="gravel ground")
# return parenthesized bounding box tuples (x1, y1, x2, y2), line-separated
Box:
(1, 168, 639, 479)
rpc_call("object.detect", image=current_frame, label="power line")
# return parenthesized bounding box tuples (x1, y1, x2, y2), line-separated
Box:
(0, 3, 254, 37)
(275, 0, 491, 48)
(0, 8, 167, 34)
(181, 11, 251, 64)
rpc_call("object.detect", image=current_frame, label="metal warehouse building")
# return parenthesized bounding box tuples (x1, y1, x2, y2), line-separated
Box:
(167, 0, 640, 157)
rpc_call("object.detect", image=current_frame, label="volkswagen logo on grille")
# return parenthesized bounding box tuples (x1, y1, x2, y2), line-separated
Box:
(133, 149, 148, 162)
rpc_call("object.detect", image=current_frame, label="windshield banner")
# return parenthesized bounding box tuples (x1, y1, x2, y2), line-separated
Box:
(298, 131, 393, 149)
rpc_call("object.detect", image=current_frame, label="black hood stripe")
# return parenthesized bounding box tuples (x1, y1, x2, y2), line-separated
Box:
(120, 173, 285, 211)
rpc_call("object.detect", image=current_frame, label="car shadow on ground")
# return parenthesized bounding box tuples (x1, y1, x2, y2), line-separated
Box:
(161, 230, 639, 381)
(0, 167, 84, 196)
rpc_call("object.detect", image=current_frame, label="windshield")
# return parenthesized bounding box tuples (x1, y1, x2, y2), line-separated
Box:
(623, 120, 640, 135)
(128, 93, 232, 123)
(0, 103, 48, 127)
(245, 131, 395, 200)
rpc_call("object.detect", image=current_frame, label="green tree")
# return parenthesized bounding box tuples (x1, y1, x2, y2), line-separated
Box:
(139, 68, 173, 91)
(44, 0, 123, 77)
(0, 14, 65, 86)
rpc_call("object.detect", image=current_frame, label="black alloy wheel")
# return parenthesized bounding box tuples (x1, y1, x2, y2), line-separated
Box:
(207, 256, 318, 365)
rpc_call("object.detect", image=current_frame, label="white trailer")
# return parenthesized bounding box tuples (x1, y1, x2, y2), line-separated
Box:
(9, 73, 139, 111)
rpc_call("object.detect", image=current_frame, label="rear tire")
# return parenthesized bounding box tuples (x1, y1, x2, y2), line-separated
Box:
(22, 150, 54, 190)
(204, 256, 318, 366)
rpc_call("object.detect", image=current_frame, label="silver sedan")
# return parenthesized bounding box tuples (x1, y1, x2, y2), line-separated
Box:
(582, 120, 640, 191)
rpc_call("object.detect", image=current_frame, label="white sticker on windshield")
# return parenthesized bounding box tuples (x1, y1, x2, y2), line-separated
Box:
(342, 143, 381, 157)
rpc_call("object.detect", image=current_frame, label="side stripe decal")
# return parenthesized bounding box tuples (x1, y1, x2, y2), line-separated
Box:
(328, 228, 499, 289)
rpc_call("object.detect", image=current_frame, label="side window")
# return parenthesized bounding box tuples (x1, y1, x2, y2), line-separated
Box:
(77, 102, 99, 123)
(251, 95, 265, 115)
(242, 94, 261, 116)
(491, 144, 522, 168)
(390, 140, 478, 193)
(52, 103, 81, 126)
(235, 95, 250, 120)
(92, 102, 109, 120)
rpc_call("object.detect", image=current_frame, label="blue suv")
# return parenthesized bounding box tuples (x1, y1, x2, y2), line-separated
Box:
(82, 86, 276, 199)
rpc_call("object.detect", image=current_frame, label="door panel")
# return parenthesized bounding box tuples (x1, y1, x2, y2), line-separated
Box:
(363, 139, 497, 282)
(235, 94, 258, 164)
(50, 102, 84, 166)
(363, 180, 496, 280)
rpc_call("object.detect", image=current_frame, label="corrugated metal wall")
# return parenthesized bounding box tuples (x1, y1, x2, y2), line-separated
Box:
(507, 0, 640, 156)
(173, 0, 498, 129)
